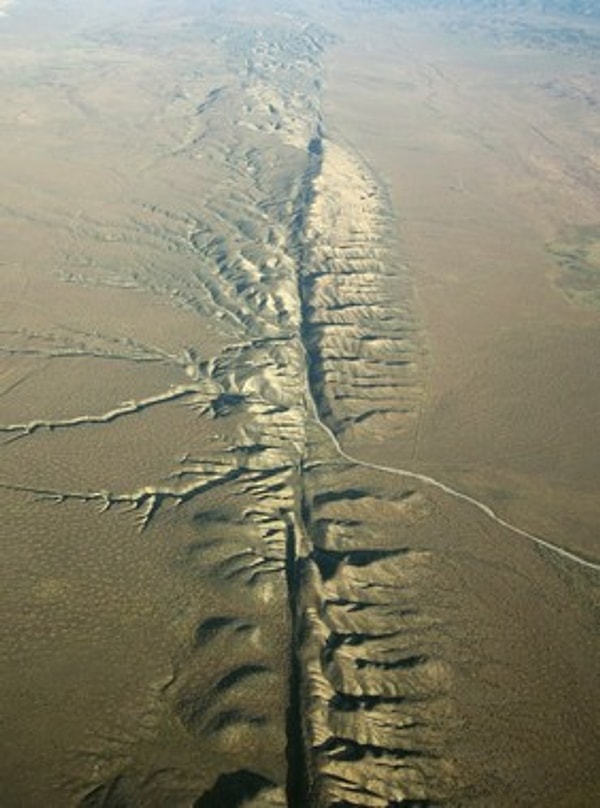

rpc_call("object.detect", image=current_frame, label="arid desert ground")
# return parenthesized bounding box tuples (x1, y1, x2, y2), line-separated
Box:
(1, 1, 599, 806)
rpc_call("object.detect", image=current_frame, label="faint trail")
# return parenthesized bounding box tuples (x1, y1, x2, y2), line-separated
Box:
(297, 340, 600, 573)
(323, 418, 600, 572)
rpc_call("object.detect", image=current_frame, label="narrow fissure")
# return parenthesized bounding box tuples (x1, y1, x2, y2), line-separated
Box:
(283, 508, 310, 808)
(283, 130, 327, 807)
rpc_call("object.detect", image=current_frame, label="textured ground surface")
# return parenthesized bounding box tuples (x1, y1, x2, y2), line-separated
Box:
(1, 1, 599, 806)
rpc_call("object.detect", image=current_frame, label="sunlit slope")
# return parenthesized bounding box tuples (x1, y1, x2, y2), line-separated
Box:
(1, 1, 599, 806)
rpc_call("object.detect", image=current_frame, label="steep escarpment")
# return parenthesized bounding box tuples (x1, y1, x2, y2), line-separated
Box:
(289, 131, 453, 804)
(300, 137, 424, 452)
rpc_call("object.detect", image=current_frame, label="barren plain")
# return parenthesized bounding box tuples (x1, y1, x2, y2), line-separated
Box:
(1, 1, 599, 806)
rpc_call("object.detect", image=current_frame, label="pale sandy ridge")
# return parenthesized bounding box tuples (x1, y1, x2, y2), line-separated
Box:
(297, 338, 600, 573)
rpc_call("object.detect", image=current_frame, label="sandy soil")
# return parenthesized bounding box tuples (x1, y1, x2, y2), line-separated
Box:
(320, 9, 600, 805)
(322, 12, 600, 561)
(1, 2, 599, 806)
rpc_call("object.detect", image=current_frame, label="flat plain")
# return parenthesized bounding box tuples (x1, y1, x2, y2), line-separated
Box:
(1, 1, 599, 806)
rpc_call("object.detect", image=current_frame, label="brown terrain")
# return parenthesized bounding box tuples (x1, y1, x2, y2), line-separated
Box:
(0, 1, 599, 806)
